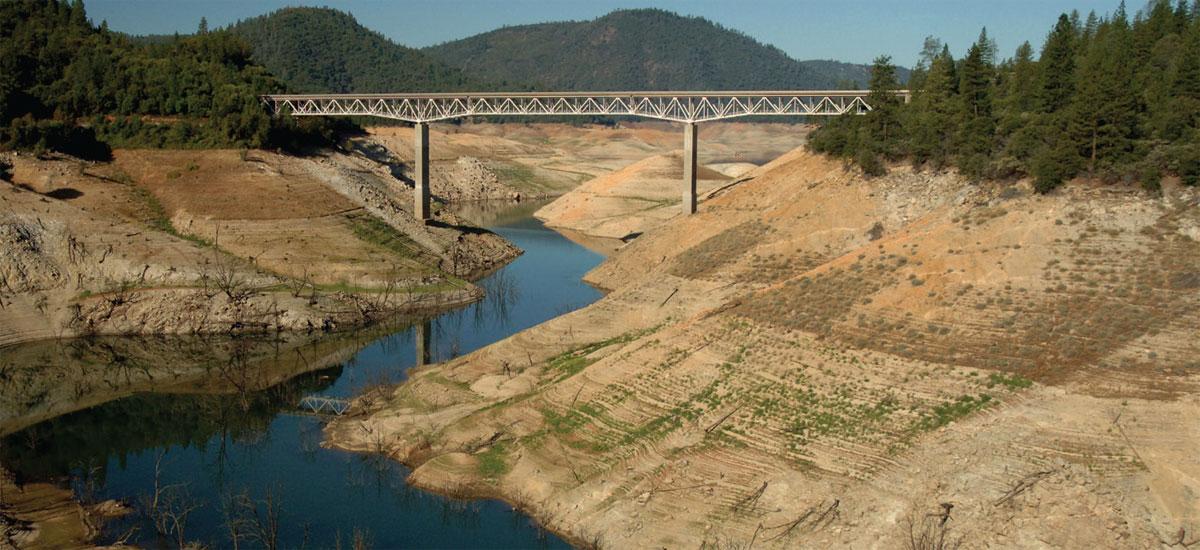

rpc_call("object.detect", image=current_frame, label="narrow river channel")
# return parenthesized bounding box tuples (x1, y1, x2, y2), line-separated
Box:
(0, 200, 603, 548)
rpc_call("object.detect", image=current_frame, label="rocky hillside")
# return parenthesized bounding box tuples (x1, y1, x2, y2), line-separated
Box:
(425, 9, 902, 90)
(329, 148, 1200, 548)
(0, 147, 518, 347)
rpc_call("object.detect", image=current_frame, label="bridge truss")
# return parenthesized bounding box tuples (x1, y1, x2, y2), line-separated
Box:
(262, 91, 892, 124)
(264, 90, 908, 219)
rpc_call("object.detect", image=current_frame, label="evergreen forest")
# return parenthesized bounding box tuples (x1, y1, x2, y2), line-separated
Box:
(810, 1, 1200, 191)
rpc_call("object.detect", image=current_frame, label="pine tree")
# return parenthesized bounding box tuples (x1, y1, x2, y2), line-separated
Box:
(906, 46, 958, 167)
(864, 55, 902, 159)
(957, 30, 996, 176)
(1168, 27, 1200, 138)
(1070, 9, 1139, 176)
(1038, 14, 1077, 114)
(1083, 11, 1100, 41)
(1175, 0, 1191, 33)
(908, 36, 943, 91)
(1001, 42, 1037, 115)
(198, 17, 209, 35)
(69, 0, 86, 27)
(995, 42, 1039, 167)
(977, 27, 998, 66)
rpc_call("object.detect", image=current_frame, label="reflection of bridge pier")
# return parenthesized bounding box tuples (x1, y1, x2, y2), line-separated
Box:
(265, 91, 908, 219)
(415, 319, 432, 367)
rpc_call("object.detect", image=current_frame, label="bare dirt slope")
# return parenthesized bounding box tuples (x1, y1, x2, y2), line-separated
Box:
(0, 147, 517, 347)
(364, 122, 809, 203)
(535, 125, 811, 240)
(534, 153, 731, 240)
(329, 147, 1200, 548)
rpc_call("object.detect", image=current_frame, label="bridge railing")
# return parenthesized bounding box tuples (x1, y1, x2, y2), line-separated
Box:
(262, 90, 909, 124)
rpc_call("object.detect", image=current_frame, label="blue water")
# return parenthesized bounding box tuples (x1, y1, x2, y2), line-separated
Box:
(0, 205, 604, 549)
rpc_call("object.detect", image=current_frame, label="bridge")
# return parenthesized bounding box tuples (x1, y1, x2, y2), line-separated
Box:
(263, 90, 907, 219)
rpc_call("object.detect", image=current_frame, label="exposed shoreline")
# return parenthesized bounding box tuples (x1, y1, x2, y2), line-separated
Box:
(324, 148, 1200, 548)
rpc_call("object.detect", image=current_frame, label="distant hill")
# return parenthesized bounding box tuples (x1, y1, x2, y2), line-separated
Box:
(227, 8, 496, 93)
(425, 9, 903, 91)
(223, 7, 901, 94)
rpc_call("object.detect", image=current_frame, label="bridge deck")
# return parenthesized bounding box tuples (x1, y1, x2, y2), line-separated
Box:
(263, 90, 908, 124)
(263, 89, 909, 220)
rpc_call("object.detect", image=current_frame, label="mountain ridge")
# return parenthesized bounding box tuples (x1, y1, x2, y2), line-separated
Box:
(226, 7, 497, 93)
(424, 9, 905, 91)
(226, 7, 898, 94)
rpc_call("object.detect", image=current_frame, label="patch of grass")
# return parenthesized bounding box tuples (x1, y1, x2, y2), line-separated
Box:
(985, 373, 1032, 389)
(309, 278, 464, 295)
(619, 412, 684, 445)
(128, 185, 213, 248)
(915, 394, 993, 432)
(424, 373, 471, 391)
(130, 185, 171, 233)
(344, 212, 422, 260)
(477, 442, 510, 479)
(669, 221, 772, 280)
(492, 162, 548, 193)
(547, 326, 659, 380)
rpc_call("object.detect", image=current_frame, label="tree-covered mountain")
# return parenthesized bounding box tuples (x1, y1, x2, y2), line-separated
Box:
(227, 7, 496, 93)
(0, 0, 340, 156)
(424, 9, 901, 91)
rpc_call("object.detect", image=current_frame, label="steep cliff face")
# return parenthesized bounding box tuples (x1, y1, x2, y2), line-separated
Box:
(329, 147, 1200, 548)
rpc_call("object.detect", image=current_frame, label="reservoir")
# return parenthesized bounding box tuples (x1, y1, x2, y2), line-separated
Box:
(0, 200, 601, 548)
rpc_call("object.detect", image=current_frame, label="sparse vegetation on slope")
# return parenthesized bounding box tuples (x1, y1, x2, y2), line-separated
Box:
(330, 146, 1200, 549)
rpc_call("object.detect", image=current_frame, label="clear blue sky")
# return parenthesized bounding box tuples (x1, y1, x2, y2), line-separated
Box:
(85, 0, 1130, 67)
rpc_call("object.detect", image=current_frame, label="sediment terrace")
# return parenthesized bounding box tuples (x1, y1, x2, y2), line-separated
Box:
(329, 148, 1200, 548)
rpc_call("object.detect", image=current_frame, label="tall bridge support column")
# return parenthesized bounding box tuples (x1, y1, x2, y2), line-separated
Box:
(414, 122, 431, 222)
(682, 121, 697, 215)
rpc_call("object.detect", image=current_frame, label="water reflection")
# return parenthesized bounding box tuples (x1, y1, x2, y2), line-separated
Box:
(0, 331, 376, 437)
(1, 366, 336, 485)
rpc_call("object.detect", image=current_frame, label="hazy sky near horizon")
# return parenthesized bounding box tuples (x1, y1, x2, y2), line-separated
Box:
(86, 0, 1129, 67)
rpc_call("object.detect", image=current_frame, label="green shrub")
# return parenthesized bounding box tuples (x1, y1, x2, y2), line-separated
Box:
(1138, 162, 1162, 193)
(0, 116, 112, 161)
(1172, 144, 1200, 187)
(856, 148, 886, 177)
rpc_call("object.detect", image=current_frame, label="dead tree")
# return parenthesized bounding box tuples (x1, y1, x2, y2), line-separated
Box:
(904, 504, 961, 550)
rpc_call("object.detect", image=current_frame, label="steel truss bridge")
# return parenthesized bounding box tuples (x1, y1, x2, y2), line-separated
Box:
(262, 91, 886, 124)
(263, 91, 908, 219)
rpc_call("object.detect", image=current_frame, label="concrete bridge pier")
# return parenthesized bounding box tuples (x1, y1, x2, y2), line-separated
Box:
(683, 121, 697, 215)
(414, 122, 431, 222)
